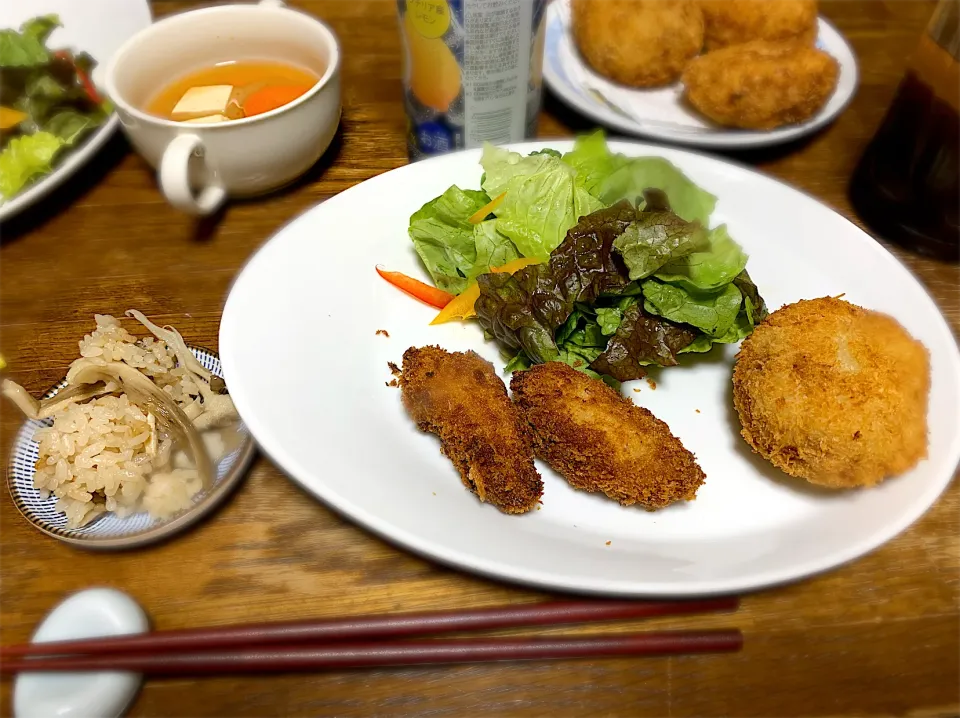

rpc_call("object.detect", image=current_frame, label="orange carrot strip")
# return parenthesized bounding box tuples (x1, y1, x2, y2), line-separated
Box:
(468, 192, 507, 224)
(430, 283, 481, 325)
(0, 107, 27, 131)
(430, 257, 541, 325)
(243, 85, 313, 117)
(377, 267, 454, 309)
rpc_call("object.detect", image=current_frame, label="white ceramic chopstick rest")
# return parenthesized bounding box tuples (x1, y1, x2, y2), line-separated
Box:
(14, 588, 149, 718)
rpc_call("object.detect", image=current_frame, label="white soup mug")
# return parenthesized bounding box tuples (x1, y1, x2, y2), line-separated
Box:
(104, 0, 341, 215)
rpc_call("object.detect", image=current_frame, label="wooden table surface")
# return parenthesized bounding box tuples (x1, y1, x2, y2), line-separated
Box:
(2, 1, 958, 715)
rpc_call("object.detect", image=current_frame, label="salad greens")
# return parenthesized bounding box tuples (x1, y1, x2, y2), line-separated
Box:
(0, 15, 60, 66)
(0, 15, 110, 202)
(479, 144, 604, 261)
(561, 130, 717, 224)
(653, 224, 748, 292)
(405, 131, 768, 385)
(613, 189, 708, 280)
(409, 186, 494, 294)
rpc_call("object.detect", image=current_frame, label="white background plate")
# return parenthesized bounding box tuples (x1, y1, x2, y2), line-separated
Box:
(543, 0, 859, 149)
(220, 140, 960, 596)
(0, 0, 152, 221)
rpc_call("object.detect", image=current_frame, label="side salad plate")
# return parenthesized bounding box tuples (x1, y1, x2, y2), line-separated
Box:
(0, 0, 152, 221)
(220, 138, 960, 597)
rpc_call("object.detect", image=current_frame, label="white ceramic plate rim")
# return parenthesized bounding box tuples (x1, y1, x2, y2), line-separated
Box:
(221, 140, 960, 596)
(0, 0, 152, 222)
(542, 3, 860, 149)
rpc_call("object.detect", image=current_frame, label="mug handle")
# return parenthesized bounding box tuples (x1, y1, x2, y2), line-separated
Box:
(159, 134, 227, 216)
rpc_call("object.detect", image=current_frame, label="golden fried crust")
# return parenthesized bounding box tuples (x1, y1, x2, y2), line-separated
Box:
(733, 297, 930, 488)
(400, 346, 542, 514)
(511, 362, 705, 509)
(682, 40, 839, 129)
(700, 0, 818, 51)
(572, 0, 704, 88)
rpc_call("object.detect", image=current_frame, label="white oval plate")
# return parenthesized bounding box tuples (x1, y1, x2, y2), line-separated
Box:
(543, 0, 859, 149)
(0, 0, 152, 221)
(220, 140, 960, 596)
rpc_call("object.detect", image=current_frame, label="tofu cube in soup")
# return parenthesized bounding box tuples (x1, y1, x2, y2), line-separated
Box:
(171, 85, 243, 121)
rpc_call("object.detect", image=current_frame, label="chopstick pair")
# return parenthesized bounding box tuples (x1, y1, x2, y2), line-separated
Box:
(0, 598, 742, 675)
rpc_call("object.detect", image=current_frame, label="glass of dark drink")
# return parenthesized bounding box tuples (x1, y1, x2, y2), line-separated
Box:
(849, 0, 959, 261)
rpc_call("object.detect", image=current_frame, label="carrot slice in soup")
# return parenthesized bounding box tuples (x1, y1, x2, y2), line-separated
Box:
(243, 85, 314, 117)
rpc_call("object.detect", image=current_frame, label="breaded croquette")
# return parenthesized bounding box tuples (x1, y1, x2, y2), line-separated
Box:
(733, 298, 930, 489)
(682, 41, 839, 129)
(400, 346, 543, 514)
(511, 362, 705, 509)
(700, 0, 818, 52)
(571, 0, 704, 88)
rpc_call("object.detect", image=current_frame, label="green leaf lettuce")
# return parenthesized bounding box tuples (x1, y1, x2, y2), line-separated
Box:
(0, 131, 64, 199)
(654, 224, 748, 293)
(470, 219, 521, 279)
(562, 131, 717, 224)
(613, 196, 709, 281)
(408, 186, 491, 294)
(642, 280, 743, 338)
(0, 15, 59, 68)
(480, 144, 604, 261)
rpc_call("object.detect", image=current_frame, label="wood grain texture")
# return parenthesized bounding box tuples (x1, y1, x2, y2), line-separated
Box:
(1, 1, 958, 716)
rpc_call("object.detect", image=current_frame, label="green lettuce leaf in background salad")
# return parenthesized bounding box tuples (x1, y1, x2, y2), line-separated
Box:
(641, 280, 743, 338)
(654, 224, 748, 293)
(0, 131, 64, 198)
(44, 108, 102, 143)
(408, 185, 491, 294)
(14, 71, 105, 130)
(0, 15, 58, 67)
(480, 144, 604, 261)
(0, 14, 112, 201)
(561, 131, 717, 225)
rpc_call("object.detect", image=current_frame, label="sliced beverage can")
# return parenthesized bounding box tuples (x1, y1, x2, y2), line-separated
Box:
(398, 0, 547, 160)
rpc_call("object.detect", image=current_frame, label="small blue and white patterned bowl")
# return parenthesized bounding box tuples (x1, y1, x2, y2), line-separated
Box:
(7, 347, 256, 549)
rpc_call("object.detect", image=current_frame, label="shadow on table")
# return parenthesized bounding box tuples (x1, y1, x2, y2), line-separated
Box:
(1, 133, 130, 245)
(189, 122, 346, 243)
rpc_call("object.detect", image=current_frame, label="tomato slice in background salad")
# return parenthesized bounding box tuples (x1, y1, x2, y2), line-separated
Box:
(53, 50, 102, 105)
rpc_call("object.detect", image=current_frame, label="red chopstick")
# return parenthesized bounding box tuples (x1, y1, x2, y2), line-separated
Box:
(0, 598, 738, 659)
(0, 631, 742, 675)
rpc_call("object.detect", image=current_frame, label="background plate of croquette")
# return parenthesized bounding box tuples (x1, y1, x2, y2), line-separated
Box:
(219, 140, 960, 597)
(543, 0, 859, 149)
